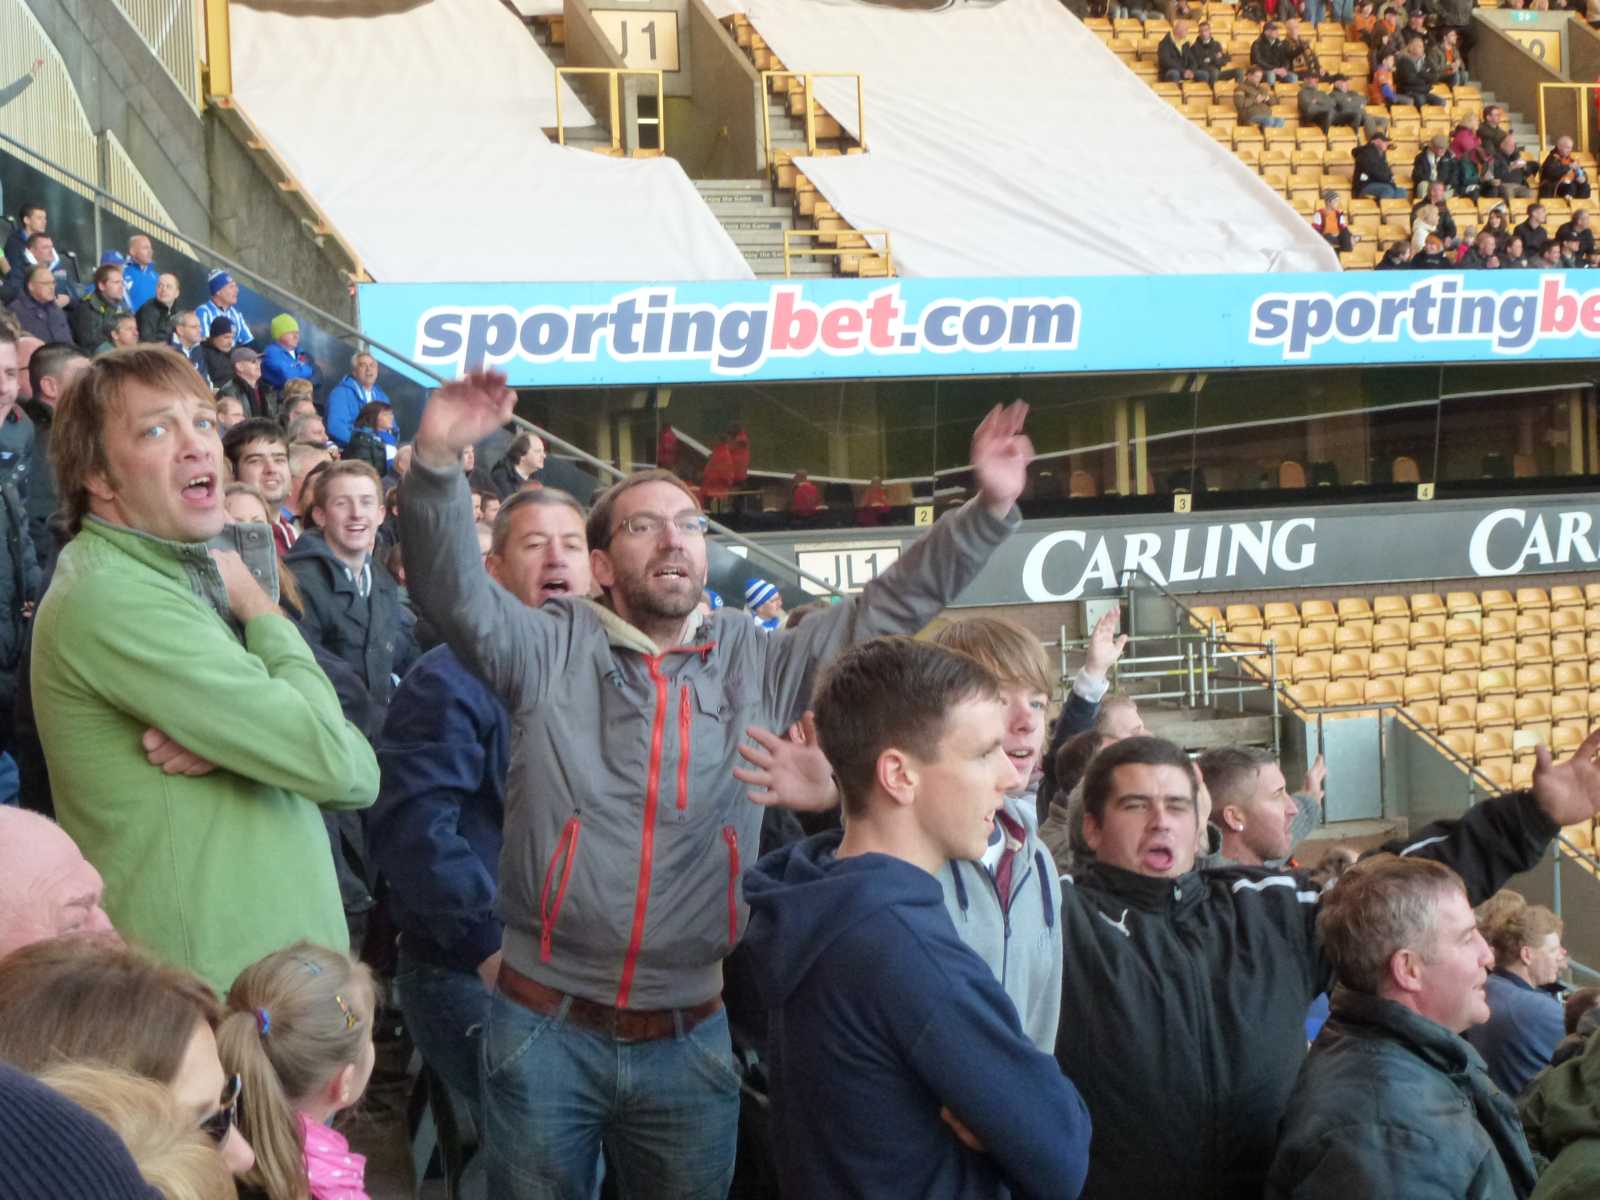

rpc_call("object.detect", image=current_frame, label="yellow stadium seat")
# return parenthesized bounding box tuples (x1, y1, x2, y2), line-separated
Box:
(1189, 605, 1225, 631)
(1367, 649, 1403, 677)
(1438, 700, 1477, 733)
(1478, 761, 1512, 792)
(1514, 699, 1552, 747)
(1552, 635, 1587, 666)
(1482, 642, 1517, 671)
(1591, 689, 1600, 718)
(1513, 761, 1536, 790)
(1444, 617, 1481, 645)
(1292, 625, 1331, 655)
(1404, 673, 1441, 703)
(1263, 602, 1300, 629)
(1266, 627, 1299, 654)
(1482, 617, 1516, 648)
(1551, 691, 1588, 724)
(1365, 677, 1402, 704)
(1552, 609, 1586, 638)
(1410, 593, 1446, 620)
(1406, 647, 1442, 676)
(1301, 599, 1338, 631)
(1476, 698, 1515, 730)
(1478, 669, 1516, 700)
(1405, 700, 1440, 731)
(1585, 583, 1600, 606)
(1287, 681, 1326, 709)
(1372, 620, 1409, 650)
(1293, 652, 1332, 682)
(1445, 644, 1481, 672)
(1228, 624, 1265, 647)
(1553, 724, 1587, 756)
(1517, 638, 1552, 668)
(1335, 624, 1373, 652)
(1552, 585, 1584, 611)
(1335, 597, 1372, 625)
(1374, 595, 1409, 623)
(1331, 651, 1369, 680)
(1585, 607, 1600, 633)
(1324, 679, 1364, 707)
(1516, 611, 1551, 638)
(1410, 619, 1445, 647)
(1482, 589, 1517, 616)
(1554, 662, 1589, 695)
(1475, 729, 1513, 761)
(1440, 672, 1479, 702)
(1446, 592, 1482, 620)
(1441, 730, 1475, 760)
(1226, 603, 1263, 628)
(1517, 665, 1553, 698)
(1588, 634, 1600, 662)
(1517, 586, 1550, 613)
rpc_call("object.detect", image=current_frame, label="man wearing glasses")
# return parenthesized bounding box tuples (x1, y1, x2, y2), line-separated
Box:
(400, 371, 1033, 1200)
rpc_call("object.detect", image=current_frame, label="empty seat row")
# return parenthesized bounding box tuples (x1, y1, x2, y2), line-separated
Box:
(1191, 586, 1597, 634)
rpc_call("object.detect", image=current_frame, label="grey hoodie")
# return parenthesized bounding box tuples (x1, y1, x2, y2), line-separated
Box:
(400, 459, 1017, 1009)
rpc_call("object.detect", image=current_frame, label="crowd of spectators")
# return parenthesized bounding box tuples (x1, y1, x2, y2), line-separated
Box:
(6, 207, 1600, 1200)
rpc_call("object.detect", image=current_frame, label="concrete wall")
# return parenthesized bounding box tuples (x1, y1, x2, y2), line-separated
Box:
(1474, 10, 1579, 147)
(1568, 19, 1600, 154)
(681, 0, 763, 180)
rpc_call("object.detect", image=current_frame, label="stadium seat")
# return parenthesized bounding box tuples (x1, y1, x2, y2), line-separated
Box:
(1189, 605, 1225, 631)
(1478, 761, 1512, 792)
(1445, 644, 1481, 672)
(1226, 603, 1262, 629)
(1516, 611, 1550, 638)
(1587, 608, 1600, 634)
(1446, 592, 1481, 620)
(1482, 616, 1516, 647)
(1405, 647, 1441, 676)
(1474, 729, 1513, 763)
(1324, 679, 1363, 707)
(1564, 821, 1595, 851)
(1554, 662, 1589, 696)
(1265, 627, 1299, 654)
(1335, 598, 1371, 625)
(1441, 730, 1475, 760)
(1481, 589, 1517, 616)
(1331, 651, 1369, 680)
(1443, 617, 1480, 645)
(1553, 725, 1587, 756)
(1292, 652, 1332, 682)
(1370, 649, 1405, 678)
(1551, 691, 1588, 725)
(1482, 642, 1517, 671)
(1287, 681, 1326, 709)
(1517, 586, 1550, 613)
(1551, 609, 1586, 638)
(1263, 602, 1299, 629)
(1365, 677, 1401, 704)
(1438, 700, 1477, 733)
(1302, 599, 1338, 631)
(1373, 595, 1409, 623)
(1478, 669, 1515, 700)
(1513, 699, 1551, 747)
(1476, 698, 1515, 730)
(1410, 593, 1446, 620)
(1517, 665, 1553, 697)
(1335, 624, 1373, 652)
(1228, 624, 1265, 646)
(1517, 637, 1552, 668)
(1372, 620, 1409, 650)
(1409, 618, 1444, 647)
(1440, 671, 1479, 702)
(1404, 700, 1440, 731)
(1513, 761, 1536, 790)
(1404, 673, 1441, 703)
(1582, 583, 1600, 606)
(1297, 625, 1335, 654)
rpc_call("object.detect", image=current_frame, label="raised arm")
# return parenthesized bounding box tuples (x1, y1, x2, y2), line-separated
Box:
(760, 402, 1031, 726)
(399, 372, 564, 704)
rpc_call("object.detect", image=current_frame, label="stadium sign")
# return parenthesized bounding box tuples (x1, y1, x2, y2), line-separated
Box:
(721, 496, 1600, 606)
(358, 272, 1600, 387)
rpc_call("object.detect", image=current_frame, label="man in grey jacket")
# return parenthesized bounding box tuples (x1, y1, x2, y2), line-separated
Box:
(399, 371, 1033, 1200)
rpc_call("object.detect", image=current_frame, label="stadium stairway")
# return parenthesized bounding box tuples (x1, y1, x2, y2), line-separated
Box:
(695, 179, 832, 279)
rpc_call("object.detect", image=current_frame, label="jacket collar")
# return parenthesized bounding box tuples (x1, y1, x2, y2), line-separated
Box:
(285, 532, 375, 598)
(578, 595, 713, 660)
(80, 516, 233, 625)
(1490, 967, 1537, 993)
(1328, 988, 1485, 1076)
(1083, 859, 1207, 913)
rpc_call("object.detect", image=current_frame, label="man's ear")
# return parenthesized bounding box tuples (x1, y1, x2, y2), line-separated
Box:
(876, 747, 917, 809)
(1082, 809, 1103, 853)
(84, 467, 115, 504)
(590, 548, 614, 590)
(1388, 946, 1425, 996)
(1222, 803, 1247, 834)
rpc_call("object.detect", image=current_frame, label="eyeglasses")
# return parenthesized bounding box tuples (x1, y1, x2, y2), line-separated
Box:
(613, 513, 710, 540)
(200, 1075, 242, 1144)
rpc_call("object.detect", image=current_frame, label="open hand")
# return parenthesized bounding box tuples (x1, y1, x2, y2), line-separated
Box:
(1533, 728, 1600, 827)
(733, 713, 840, 812)
(1303, 755, 1327, 805)
(970, 401, 1033, 520)
(1084, 605, 1129, 679)
(142, 727, 217, 776)
(415, 370, 516, 470)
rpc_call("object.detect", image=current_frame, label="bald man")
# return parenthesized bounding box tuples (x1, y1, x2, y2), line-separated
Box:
(0, 807, 113, 958)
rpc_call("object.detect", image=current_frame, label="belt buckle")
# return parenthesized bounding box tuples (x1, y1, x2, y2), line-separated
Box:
(613, 1009, 652, 1043)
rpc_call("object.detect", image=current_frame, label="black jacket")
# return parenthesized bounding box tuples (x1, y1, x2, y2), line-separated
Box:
(1556, 220, 1595, 257)
(1513, 219, 1550, 256)
(1412, 200, 1458, 243)
(20, 399, 55, 565)
(1354, 141, 1395, 187)
(135, 297, 175, 345)
(1191, 36, 1229, 72)
(1054, 789, 1557, 1200)
(1252, 33, 1293, 72)
(284, 531, 418, 719)
(200, 340, 235, 387)
(487, 455, 526, 501)
(7, 292, 71, 344)
(1412, 150, 1458, 192)
(70, 292, 123, 353)
(1266, 989, 1539, 1199)
(1157, 32, 1193, 76)
(1395, 53, 1437, 99)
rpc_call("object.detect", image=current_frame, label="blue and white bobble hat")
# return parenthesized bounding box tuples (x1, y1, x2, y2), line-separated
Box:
(703, 588, 724, 610)
(744, 579, 779, 610)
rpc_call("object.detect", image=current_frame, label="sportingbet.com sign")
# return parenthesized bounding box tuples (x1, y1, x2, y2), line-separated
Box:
(357, 272, 1600, 386)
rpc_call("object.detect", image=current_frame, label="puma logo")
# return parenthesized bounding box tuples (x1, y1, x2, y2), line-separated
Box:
(1098, 908, 1131, 938)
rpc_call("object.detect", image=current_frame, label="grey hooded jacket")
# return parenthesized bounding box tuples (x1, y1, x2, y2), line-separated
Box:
(400, 460, 1017, 1009)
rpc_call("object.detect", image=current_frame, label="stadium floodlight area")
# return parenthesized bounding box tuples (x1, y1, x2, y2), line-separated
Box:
(229, 0, 752, 283)
(739, 0, 1339, 276)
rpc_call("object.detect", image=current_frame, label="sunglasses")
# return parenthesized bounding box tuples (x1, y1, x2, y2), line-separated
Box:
(200, 1074, 242, 1144)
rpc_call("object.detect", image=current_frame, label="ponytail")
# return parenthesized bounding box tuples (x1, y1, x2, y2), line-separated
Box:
(216, 942, 375, 1200)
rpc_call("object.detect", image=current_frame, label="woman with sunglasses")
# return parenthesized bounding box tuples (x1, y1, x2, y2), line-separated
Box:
(0, 936, 256, 1178)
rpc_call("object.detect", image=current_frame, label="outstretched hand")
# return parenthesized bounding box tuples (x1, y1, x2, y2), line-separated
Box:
(970, 401, 1034, 520)
(414, 370, 517, 470)
(1083, 605, 1129, 679)
(1533, 728, 1600, 828)
(733, 713, 840, 812)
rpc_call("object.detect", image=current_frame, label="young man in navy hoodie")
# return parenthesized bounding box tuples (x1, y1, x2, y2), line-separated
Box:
(742, 636, 1092, 1200)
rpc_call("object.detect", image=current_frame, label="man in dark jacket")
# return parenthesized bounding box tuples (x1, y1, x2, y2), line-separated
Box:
(1190, 20, 1229, 82)
(1252, 21, 1298, 83)
(1414, 180, 1459, 244)
(6, 267, 70, 345)
(1540, 135, 1592, 200)
(1266, 855, 1541, 1199)
(1556, 207, 1595, 258)
(1395, 36, 1445, 106)
(487, 431, 544, 499)
(200, 318, 237, 387)
(1514, 203, 1552, 257)
(68, 265, 128, 354)
(1158, 18, 1197, 81)
(134, 272, 178, 345)
(21, 342, 85, 564)
(1488, 133, 1539, 199)
(217, 346, 272, 422)
(1354, 131, 1404, 198)
(285, 459, 418, 721)
(741, 636, 1092, 1200)
(1050, 729, 1598, 1199)
(1411, 135, 1458, 198)
(370, 487, 589, 1125)
(1519, 1013, 1600, 1199)
(0, 328, 41, 755)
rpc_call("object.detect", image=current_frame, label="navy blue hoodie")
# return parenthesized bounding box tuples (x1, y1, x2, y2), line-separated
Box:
(742, 830, 1091, 1200)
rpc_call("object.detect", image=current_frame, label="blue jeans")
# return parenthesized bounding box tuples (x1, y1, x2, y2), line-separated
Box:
(1250, 115, 1288, 128)
(1357, 181, 1405, 198)
(394, 952, 493, 1127)
(481, 991, 740, 1199)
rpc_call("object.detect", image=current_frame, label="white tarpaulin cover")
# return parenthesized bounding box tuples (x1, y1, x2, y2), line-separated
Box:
(745, 0, 1339, 275)
(230, 0, 752, 282)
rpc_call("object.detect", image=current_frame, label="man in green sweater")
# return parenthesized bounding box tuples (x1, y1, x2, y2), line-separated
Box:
(30, 345, 378, 992)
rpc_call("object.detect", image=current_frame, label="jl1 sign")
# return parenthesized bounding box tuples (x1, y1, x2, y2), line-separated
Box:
(795, 542, 902, 595)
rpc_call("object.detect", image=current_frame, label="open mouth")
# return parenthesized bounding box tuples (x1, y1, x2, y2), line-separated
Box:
(1142, 844, 1175, 872)
(539, 575, 571, 597)
(651, 564, 690, 582)
(180, 473, 217, 505)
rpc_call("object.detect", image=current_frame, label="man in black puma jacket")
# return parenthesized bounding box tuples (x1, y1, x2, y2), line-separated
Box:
(1054, 732, 1598, 1199)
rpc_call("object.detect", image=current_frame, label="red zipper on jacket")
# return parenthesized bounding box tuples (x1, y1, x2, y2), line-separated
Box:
(676, 683, 692, 811)
(615, 642, 716, 1010)
(722, 825, 740, 946)
(539, 817, 582, 963)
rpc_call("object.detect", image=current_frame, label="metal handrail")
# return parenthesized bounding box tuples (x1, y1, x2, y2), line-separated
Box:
(0, 128, 844, 599)
(553, 67, 666, 156)
(758, 70, 865, 169)
(782, 228, 893, 277)
(1535, 81, 1599, 161)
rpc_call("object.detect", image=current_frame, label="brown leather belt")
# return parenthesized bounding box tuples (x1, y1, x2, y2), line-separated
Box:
(497, 963, 723, 1043)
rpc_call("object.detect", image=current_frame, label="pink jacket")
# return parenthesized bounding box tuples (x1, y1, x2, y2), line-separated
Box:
(298, 1114, 369, 1200)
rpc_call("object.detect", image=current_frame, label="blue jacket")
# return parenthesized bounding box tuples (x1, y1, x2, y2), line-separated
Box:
(368, 644, 509, 973)
(326, 374, 391, 448)
(122, 261, 159, 312)
(742, 830, 1092, 1200)
(261, 341, 319, 392)
(1466, 970, 1566, 1098)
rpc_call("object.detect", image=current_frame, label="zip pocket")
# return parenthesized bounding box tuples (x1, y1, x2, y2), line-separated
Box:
(722, 825, 740, 946)
(676, 683, 692, 810)
(539, 817, 582, 963)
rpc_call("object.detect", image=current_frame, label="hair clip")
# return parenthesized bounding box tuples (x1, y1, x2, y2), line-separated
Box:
(296, 959, 324, 977)
(256, 1007, 271, 1037)
(333, 993, 358, 1031)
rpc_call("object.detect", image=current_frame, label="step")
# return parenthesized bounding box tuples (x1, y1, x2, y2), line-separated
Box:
(695, 178, 769, 192)
(718, 216, 793, 235)
(1142, 711, 1278, 752)
(756, 264, 835, 279)
(698, 189, 778, 207)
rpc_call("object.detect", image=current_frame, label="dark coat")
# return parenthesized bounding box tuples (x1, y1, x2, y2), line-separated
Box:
(1157, 32, 1194, 76)
(1056, 789, 1555, 1200)
(1191, 36, 1230, 72)
(1354, 141, 1396, 187)
(135, 297, 175, 345)
(70, 292, 124, 354)
(0, 441, 40, 730)
(1513, 219, 1551, 256)
(1395, 53, 1437, 99)
(1465, 969, 1566, 1097)
(1556, 220, 1595, 257)
(7, 291, 71, 344)
(1266, 989, 1539, 1199)
(200, 340, 235, 387)
(1412, 200, 1458, 243)
(284, 531, 419, 718)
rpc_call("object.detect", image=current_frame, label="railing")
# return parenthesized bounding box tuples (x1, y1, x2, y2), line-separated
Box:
(553, 67, 666, 156)
(110, 0, 204, 112)
(1535, 81, 1598, 156)
(759, 70, 866, 168)
(0, 0, 100, 201)
(782, 228, 893, 277)
(0, 128, 842, 600)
